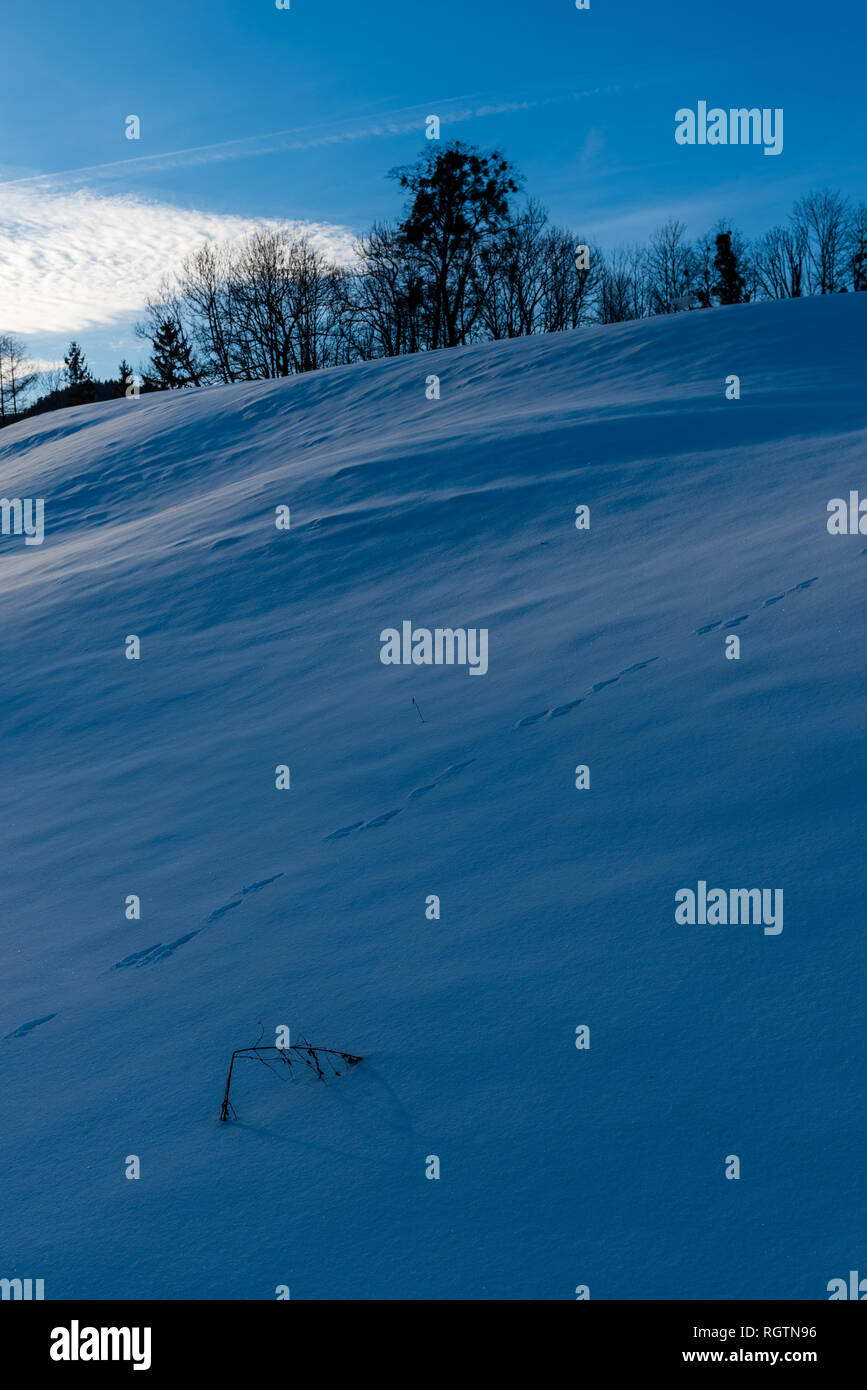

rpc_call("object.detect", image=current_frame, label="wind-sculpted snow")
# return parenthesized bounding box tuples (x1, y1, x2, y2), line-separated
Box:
(0, 296, 865, 1299)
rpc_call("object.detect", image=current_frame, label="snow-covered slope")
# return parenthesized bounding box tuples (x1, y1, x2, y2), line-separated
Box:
(1, 296, 865, 1300)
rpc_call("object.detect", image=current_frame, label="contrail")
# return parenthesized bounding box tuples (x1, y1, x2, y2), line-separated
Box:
(0, 87, 618, 190)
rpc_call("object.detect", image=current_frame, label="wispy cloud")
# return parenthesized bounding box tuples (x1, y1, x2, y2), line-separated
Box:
(0, 89, 620, 191)
(0, 187, 355, 337)
(27, 357, 66, 374)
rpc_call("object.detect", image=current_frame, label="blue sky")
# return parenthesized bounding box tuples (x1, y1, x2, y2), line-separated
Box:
(0, 0, 863, 377)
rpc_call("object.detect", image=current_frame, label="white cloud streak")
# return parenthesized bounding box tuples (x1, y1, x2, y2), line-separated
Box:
(0, 91, 612, 190)
(0, 186, 355, 336)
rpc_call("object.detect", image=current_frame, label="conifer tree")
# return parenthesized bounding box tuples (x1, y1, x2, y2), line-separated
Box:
(144, 316, 200, 389)
(116, 359, 134, 398)
(712, 231, 747, 305)
(63, 341, 96, 406)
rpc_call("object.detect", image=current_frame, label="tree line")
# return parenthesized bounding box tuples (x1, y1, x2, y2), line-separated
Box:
(2, 142, 864, 425)
(0, 339, 138, 425)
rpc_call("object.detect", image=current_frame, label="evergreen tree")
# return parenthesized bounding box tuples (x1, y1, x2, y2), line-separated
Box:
(64, 341, 96, 406)
(143, 316, 200, 389)
(116, 359, 134, 398)
(712, 231, 747, 305)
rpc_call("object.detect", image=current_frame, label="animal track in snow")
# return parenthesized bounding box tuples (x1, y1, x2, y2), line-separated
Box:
(115, 872, 286, 970)
(514, 659, 658, 729)
(516, 575, 820, 730)
(13, 562, 829, 1022)
(362, 809, 402, 829)
(4, 1013, 57, 1041)
(241, 873, 284, 896)
(325, 760, 476, 841)
(207, 900, 242, 923)
(440, 760, 476, 779)
(114, 933, 200, 969)
(694, 577, 817, 635)
(327, 821, 364, 839)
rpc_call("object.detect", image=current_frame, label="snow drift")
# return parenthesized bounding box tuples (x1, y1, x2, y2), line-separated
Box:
(1, 295, 865, 1299)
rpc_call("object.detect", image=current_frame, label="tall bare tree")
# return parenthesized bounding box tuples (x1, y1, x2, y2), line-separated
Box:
(0, 335, 37, 421)
(599, 246, 650, 322)
(341, 221, 430, 359)
(647, 219, 695, 313)
(846, 202, 867, 291)
(754, 223, 808, 298)
(792, 189, 850, 294)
